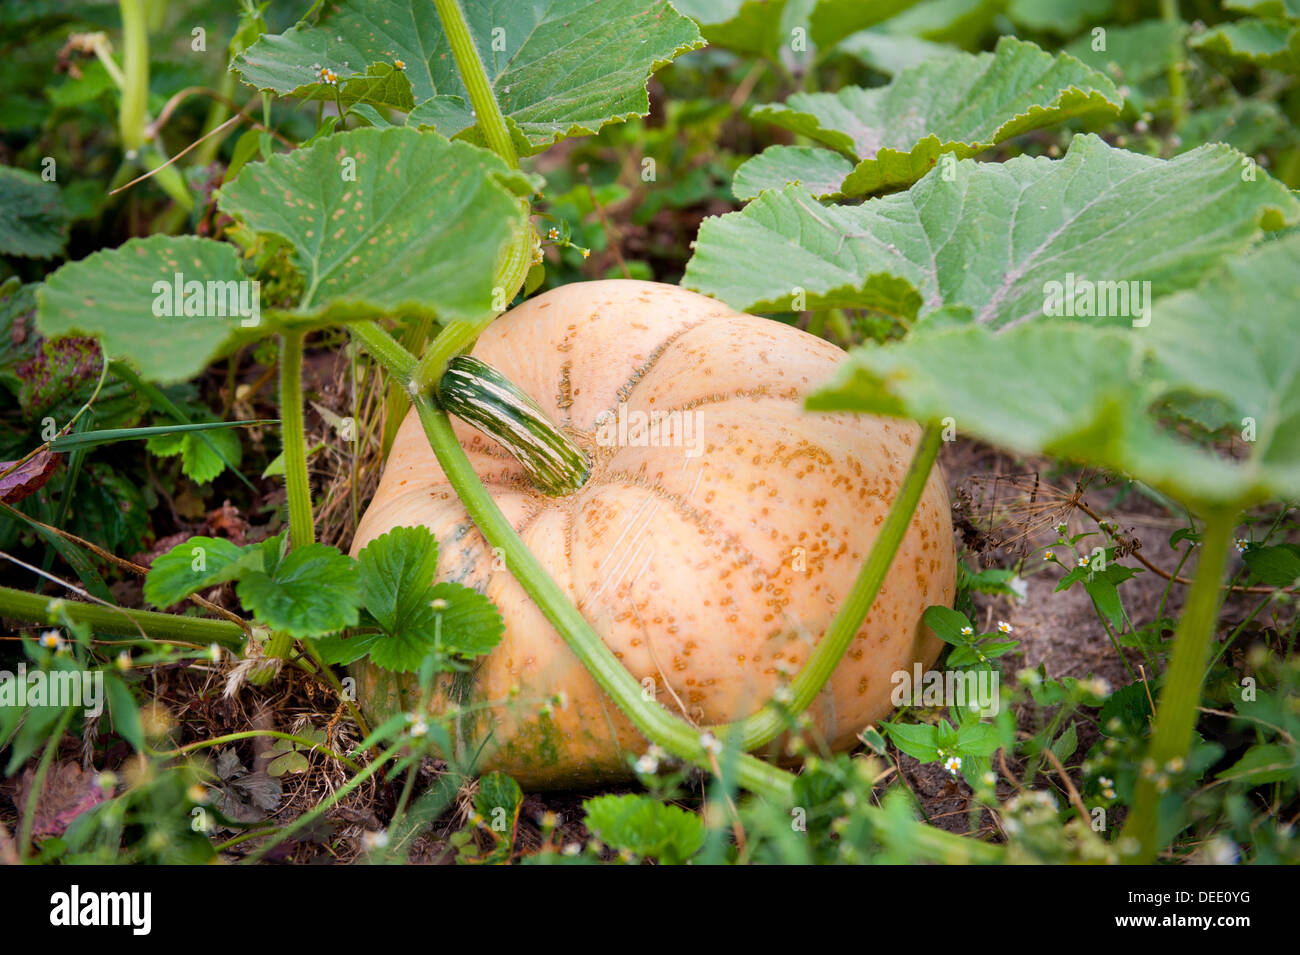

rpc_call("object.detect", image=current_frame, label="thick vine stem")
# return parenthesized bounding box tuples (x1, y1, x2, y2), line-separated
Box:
(1121, 508, 1235, 863)
(1160, 0, 1186, 128)
(118, 0, 148, 154)
(279, 331, 315, 549)
(0, 585, 245, 649)
(118, 0, 192, 210)
(432, 0, 517, 169)
(712, 424, 943, 751)
(411, 219, 534, 390)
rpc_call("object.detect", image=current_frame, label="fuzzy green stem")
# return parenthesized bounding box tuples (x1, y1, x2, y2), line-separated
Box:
(432, 0, 517, 169)
(118, 0, 148, 153)
(411, 221, 534, 389)
(352, 321, 417, 380)
(117, 0, 191, 210)
(279, 332, 315, 548)
(0, 585, 245, 649)
(1160, 0, 1186, 129)
(713, 425, 943, 751)
(1121, 508, 1234, 862)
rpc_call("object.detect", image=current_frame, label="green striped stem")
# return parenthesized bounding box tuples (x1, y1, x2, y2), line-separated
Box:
(437, 356, 589, 496)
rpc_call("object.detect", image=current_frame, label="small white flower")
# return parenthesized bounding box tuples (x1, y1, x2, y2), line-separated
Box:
(1234, 539, 1249, 554)
(997, 621, 1013, 634)
(943, 755, 962, 775)
(38, 630, 64, 652)
(362, 829, 389, 850)
(1077, 555, 1090, 567)
(700, 732, 723, 756)
(635, 752, 659, 774)
(1083, 676, 1111, 697)
(960, 625, 974, 636)
(430, 598, 448, 611)
(1206, 836, 1238, 866)
(1055, 522, 1069, 536)
(563, 842, 582, 856)
(1044, 550, 1055, 561)
(773, 685, 794, 704)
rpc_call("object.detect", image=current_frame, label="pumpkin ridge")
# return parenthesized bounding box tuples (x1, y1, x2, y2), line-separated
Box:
(581, 468, 776, 606)
(644, 385, 774, 415)
(611, 316, 715, 406)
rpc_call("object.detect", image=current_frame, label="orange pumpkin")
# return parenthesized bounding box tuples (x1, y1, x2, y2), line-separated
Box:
(351, 280, 955, 787)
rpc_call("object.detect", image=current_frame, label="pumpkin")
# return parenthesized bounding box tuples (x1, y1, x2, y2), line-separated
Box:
(350, 280, 956, 788)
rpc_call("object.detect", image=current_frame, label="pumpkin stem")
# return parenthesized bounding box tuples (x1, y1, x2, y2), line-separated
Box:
(436, 356, 591, 496)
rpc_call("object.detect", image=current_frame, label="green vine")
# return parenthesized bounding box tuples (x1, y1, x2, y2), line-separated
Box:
(1121, 507, 1235, 862)
(713, 425, 944, 750)
(432, 0, 518, 170)
(278, 331, 315, 549)
(0, 585, 245, 649)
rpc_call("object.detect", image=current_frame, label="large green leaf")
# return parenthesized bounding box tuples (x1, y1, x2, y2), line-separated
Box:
(732, 145, 853, 201)
(0, 166, 67, 259)
(233, 0, 702, 155)
(218, 127, 530, 324)
(1063, 19, 1188, 114)
(837, 29, 955, 76)
(1006, 0, 1114, 35)
(686, 134, 1300, 323)
(35, 236, 253, 384)
(674, 0, 921, 61)
(743, 36, 1121, 196)
(1191, 18, 1300, 72)
(1225, 0, 1300, 17)
(808, 236, 1300, 506)
(875, 0, 1002, 47)
(1141, 235, 1300, 502)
